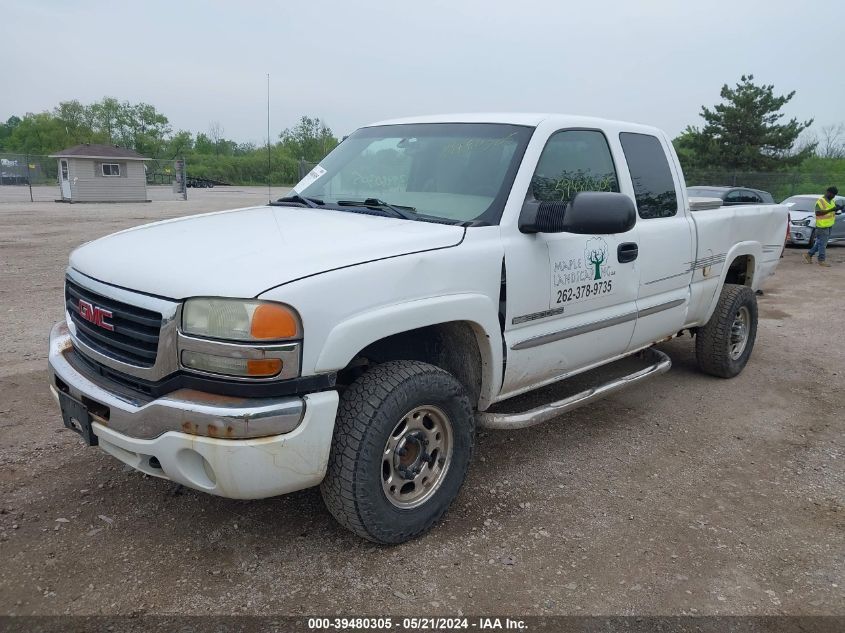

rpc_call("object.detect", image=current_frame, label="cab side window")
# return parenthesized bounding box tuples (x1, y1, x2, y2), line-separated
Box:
(619, 132, 679, 218)
(530, 130, 619, 203)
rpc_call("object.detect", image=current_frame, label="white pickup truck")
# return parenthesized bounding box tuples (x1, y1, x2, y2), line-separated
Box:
(48, 114, 788, 543)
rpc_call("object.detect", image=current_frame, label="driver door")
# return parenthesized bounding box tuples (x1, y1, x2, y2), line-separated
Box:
(501, 129, 640, 396)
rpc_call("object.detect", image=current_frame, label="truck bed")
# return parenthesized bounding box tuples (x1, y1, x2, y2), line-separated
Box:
(685, 202, 788, 327)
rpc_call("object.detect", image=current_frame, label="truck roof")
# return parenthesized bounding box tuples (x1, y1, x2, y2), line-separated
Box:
(365, 113, 663, 135)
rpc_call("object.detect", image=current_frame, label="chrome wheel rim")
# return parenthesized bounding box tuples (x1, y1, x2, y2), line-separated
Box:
(729, 305, 751, 360)
(381, 405, 453, 509)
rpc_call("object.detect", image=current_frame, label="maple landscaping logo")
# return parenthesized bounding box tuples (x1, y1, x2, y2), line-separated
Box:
(551, 236, 617, 295)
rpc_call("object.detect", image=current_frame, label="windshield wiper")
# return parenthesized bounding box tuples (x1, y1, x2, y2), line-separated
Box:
(271, 194, 323, 208)
(337, 198, 416, 220)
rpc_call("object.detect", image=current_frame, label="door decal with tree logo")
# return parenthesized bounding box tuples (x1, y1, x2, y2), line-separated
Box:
(551, 236, 617, 306)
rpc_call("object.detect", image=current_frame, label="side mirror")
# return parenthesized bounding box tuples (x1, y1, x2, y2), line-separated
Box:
(519, 191, 636, 234)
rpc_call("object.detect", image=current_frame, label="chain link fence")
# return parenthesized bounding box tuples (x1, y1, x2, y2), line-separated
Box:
(0, 153, 193, 202)
(0, 153, 58, 201)
(2, 153, 843, 205)
(684, 170, 845, 201)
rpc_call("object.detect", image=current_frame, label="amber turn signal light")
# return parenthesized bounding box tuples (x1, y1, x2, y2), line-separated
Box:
(250, 304, 299, 339)
(246, 358, 283, 377)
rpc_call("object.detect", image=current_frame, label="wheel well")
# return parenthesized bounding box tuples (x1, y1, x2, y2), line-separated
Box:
(338, 321, 484, 408)
(724, 254, 755, 287)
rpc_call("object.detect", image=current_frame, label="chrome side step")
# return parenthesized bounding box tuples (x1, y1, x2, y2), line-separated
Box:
(476, 348, 672, 430)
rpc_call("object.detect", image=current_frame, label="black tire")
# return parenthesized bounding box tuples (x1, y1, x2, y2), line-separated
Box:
(808, 229, 816, 249)
(320, 360, 474, 544)
(695, 283, 758, 378)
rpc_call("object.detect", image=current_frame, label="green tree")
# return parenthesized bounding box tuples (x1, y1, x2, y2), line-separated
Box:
(208, 121, 225, 156)
(234, 141, 257, 155)
(279, 115, 338, 162)
(55, 100, 95, 133)
(122, 102, 171, 156)
(7, 113, 70, 155)
(165, 130, 194, 158)
(84, 97, 171, 155)
(1, 98, 338, 185)
(90, 97, 122, 144)
(194, 132, 216, 155)
(672, 129, 708, 171)
(0, 115, 22, 150)
(677, 74, 814, 171)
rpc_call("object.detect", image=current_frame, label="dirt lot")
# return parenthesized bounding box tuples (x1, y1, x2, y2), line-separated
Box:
(0, 191, 842, 617)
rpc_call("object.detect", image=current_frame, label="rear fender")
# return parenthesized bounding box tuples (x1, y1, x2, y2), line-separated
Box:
(701, 241, 761, 324)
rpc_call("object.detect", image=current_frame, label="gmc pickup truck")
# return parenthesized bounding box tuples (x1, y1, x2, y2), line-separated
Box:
(48, 114, 788, 544)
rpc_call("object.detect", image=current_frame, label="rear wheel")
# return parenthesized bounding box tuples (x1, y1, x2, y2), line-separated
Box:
(320, 360, 474, 544)
(695, 284, 758, 378)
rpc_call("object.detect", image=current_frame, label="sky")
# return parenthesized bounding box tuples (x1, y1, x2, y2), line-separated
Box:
(2, 0, 842, 144)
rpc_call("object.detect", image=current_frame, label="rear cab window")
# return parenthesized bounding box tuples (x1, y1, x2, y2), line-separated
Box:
(619, 132, 679, 218)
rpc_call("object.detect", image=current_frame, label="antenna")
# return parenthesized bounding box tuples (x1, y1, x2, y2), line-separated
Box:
(267, 73, 271, 203)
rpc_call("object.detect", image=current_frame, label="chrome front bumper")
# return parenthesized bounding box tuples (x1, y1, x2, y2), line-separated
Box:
(48, 321, 305, 440)
(48, 321, 340, 499)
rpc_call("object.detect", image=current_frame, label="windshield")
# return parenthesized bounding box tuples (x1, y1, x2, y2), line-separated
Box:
(782, 197, 814, 213)
(782, 195, 845, 212)
(292, 123, 534, 225)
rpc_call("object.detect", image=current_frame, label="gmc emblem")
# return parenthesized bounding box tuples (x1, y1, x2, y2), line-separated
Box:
(78, 299, 114, 331)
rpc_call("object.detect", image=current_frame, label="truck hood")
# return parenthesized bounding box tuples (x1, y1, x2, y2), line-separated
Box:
(69, 205, 465, 299)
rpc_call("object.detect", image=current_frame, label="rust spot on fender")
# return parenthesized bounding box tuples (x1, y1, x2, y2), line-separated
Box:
(206, 425, 219, 438)
(181, 421, 199, 435)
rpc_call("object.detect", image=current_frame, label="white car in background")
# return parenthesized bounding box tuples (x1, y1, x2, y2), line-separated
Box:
(784, 194, 845, 246)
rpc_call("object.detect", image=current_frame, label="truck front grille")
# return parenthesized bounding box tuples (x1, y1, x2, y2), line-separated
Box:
(65, 277, 163, 367)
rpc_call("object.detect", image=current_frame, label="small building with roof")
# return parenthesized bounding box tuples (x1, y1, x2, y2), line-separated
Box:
(49, 144, 150, 203)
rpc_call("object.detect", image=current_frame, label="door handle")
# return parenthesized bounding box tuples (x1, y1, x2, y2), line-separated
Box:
(618, 242, 638, 263)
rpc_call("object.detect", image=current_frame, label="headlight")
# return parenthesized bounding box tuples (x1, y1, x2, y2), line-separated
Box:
(182, 298, 300, 341)
(790, 218, 811, 227)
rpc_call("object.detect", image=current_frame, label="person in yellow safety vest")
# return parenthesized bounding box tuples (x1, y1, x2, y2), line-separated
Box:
(803, 186, 842, 267)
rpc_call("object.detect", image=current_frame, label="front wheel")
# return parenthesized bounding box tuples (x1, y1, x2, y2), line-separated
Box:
(695, 284, 758, 378)
(320, 360, 474, 544)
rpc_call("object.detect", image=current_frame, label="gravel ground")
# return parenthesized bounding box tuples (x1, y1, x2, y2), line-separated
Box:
(0, 191, 842, 617)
